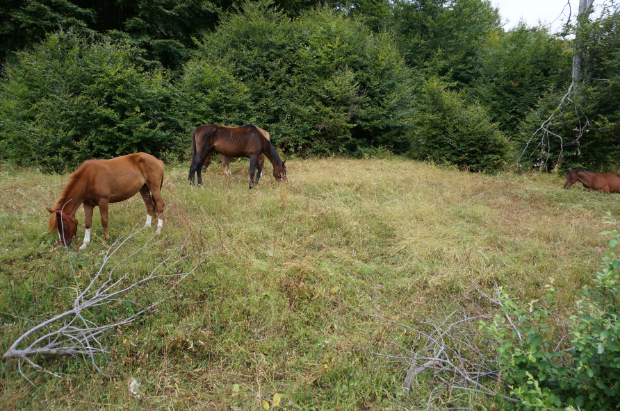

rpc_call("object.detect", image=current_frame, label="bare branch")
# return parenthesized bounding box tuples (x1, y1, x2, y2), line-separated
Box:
(340, 300, 519, 409)
(3, 219, 214, 383)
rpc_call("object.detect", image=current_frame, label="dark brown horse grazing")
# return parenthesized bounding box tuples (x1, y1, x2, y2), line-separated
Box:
(203, 126, 271, 176)
(564, 169, 620, 193)
(47, 153, 165, 249)
(188, 124, 286, 188)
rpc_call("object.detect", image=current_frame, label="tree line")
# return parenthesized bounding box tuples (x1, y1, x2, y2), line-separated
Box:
(0, 0, 619, 172)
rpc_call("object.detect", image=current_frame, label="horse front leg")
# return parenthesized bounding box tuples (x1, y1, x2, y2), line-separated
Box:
(258, 155, 265, 178)
(255, 162, 262, 185)
(80, 204, 94, 250)
(98, 200, 110, 241)
(249, 157, 258, 189)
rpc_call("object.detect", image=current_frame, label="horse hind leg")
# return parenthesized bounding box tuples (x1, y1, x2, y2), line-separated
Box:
(142, 182, 165, 234)
(140, 185, 156, 228)
(221, 155, 231, 175)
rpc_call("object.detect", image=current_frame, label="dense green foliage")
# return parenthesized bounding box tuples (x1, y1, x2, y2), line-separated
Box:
(391, 0, 501, 86)
(177, 3, 415, 156)
(0, 32, 183, 171)
(408, 78, 509, 171)
(0, 0, 224, 70)
(472, 25, 572, 137)
(484, 217, 620, 409)
(2, 0, 620, 171)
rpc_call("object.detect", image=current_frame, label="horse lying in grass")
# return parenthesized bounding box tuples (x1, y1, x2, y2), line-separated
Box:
(203, 126, 271, 176)
(188, 124, 286, 189)
(47, 153, 165, 249)
(563, 169, 620, 193)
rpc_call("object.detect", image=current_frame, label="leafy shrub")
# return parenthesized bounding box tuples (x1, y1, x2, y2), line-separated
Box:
(0, 31, 184, 171)
(484, 214, 620, 410)
(407, 78, 510, 172)
(179, 1, 414, 156)
(472, 24, 571, 138)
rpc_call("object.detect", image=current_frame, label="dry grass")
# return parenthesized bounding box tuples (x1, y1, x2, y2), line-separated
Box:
(1, 157, 618, 409)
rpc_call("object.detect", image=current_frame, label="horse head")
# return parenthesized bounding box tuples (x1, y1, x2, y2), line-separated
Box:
(47, 207, 78, 246)
(273, 161, 287, 182)
(563, 169, 579, 189)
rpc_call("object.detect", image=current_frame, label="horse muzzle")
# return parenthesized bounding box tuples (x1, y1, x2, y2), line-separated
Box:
(60, 237, 73, 246)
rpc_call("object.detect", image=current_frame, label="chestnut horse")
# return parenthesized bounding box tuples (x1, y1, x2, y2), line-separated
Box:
(203, 126, 271, 176)
(188, 124, 286, 188)
(563, 169, 620, 193)
(47, 153, 165, 249)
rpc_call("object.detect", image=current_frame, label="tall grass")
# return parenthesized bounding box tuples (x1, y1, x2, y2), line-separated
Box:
(0, 158, 618, 409)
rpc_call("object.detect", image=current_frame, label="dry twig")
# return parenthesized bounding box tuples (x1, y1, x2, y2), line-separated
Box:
(3, 221, 212, 383)
(339, 301, 519, 409)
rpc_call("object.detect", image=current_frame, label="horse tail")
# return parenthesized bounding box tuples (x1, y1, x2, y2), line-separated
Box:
(192, 127, 198, 160)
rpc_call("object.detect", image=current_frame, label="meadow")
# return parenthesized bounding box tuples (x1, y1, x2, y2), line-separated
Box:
(1, 157, 618, 410)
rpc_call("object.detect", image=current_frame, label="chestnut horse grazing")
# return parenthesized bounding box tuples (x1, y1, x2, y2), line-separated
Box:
(47, 153, 165, 249)
(563, 169, 620, 193)
(188, 124, 286, 188)
(203, 126, 271, 176)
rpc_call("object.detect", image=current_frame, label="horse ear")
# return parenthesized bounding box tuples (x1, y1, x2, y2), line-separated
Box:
(282, 161, 286, 165)
(46, 207, 55, 214)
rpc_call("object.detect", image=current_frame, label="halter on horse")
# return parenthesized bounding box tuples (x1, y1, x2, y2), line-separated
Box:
(47, 153, 165, 249)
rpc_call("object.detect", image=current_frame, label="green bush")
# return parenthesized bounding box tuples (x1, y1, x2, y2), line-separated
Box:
(407, 77, 510, 171)
(179, 1, 414, 156)
(0, 31, 184, 171)
(472, 24, 571, 138)
(484, 214, 620, 410)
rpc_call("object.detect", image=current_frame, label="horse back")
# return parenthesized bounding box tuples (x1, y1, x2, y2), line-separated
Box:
(82, 153, 164, 202)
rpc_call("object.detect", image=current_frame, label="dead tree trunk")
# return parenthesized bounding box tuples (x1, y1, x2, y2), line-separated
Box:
(572, 0, 595, 85)
(517, 0, 595, 170)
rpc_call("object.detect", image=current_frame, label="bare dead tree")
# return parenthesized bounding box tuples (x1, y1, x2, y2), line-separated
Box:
(517, 0, 596, 171)
(340, 301, 519, 409)
(2, 220, 212, 384)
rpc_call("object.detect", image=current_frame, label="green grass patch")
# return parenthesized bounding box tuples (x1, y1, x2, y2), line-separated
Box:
(0, 158, 618, 409)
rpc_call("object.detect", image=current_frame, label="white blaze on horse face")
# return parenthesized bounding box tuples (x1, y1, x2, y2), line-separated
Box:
(145, 214, 152, 227)
(79, 229, 91, 250)
(156, 218, 163, 235)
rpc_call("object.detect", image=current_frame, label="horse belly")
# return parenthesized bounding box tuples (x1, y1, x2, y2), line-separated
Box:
(213, 141, 255, 158)
(108, 178, 145, 203)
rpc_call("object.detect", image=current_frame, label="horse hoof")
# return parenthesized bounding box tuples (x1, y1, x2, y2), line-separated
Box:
(79, 243, 89, 250)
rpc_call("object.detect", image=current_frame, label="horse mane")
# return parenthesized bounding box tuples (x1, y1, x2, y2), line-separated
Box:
(268, 141, 283, 166)
(241, 124, 280, 164)
(48, 160, 94, 232)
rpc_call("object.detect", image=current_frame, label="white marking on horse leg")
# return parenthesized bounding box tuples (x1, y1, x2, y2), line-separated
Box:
(79, 229, 91, 250)
(156, 218, 163, 235)
(145, 214, 152, 227)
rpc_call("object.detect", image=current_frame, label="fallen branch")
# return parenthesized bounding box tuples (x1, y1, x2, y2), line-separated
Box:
(339, 301, 519, 409)
(3, 220, 213, 383)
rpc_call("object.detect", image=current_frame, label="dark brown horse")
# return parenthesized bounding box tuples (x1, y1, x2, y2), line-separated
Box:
(188, 124, 286, 188)
(564, 169, 620, 193)
(203, 126, 271, 176)
(47, 153, 165, 249)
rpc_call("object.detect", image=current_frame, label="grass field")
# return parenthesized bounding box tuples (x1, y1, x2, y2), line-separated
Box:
(1, 157, 619, 410)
